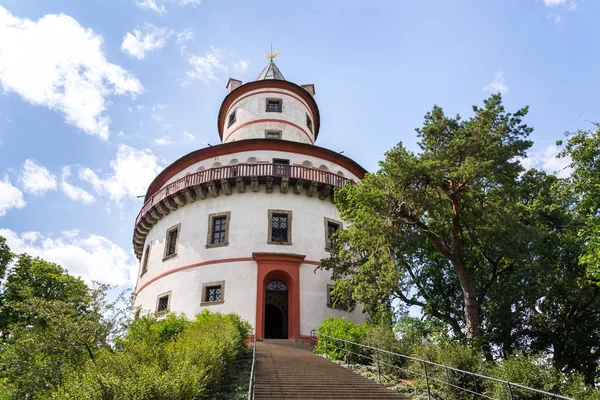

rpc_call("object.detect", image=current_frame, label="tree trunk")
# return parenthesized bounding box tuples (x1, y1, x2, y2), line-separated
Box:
(450, 256, 480, 340)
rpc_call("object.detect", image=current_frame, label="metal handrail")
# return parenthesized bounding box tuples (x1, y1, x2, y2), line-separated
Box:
(136, 163, 354, 226)
(310, 330, 572, 400)
(247, 330, 257, 400)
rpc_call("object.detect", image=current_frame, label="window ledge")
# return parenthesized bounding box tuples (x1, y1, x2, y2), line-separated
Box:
(265, 109, 282, 113)
(206, 242, 229, 249)
(162, 254, 178, 262)
(324, 247, 334, 253)
(267, 241, 292, 246)
(201, 300, 225, 307)
(326, 304, 348, 311)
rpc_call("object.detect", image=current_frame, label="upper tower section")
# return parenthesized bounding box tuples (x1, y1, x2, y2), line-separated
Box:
(217, 58, 320, 145)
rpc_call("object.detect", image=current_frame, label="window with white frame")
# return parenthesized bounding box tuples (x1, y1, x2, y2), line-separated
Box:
(228, 110, 236, 127)
(265, 130, 282, 139)
(324, 218, 342, 250)
(140, 243, 151, 276)
(266, 98, 282, 112)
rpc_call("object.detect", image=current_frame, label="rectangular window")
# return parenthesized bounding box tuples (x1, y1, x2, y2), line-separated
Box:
(140, 243, 151, 276)
(156, 292, 171, 312)
(266, 98, 282, 112)
(206, 212, 231, 248)
(228, 110, 236, 127)
(306, 113, 313, 133)
(324, 218, 342, 250)
(163, 224, 180, 260)
(268, 210, 292, 245)
(201, 281, 225, 306)
(265, 130, 282, 139)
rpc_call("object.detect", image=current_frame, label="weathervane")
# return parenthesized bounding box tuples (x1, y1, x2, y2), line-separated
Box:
(265, 42, 279, 59)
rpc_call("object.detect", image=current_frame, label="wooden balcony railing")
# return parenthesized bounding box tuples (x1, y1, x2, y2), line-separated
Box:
(135, 164, 353, 226)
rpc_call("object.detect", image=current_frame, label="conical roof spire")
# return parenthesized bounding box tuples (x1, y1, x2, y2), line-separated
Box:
(256, 60, 285, 81)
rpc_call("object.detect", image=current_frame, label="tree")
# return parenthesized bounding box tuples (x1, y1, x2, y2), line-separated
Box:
(323, 94, 533, 341)
(559, 124, 600, 282)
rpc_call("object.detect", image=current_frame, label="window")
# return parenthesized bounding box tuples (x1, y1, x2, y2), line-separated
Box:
(268, 210, 292, 245)
(228, 110, 236, 127)
(134, 307, 141, 319)
(206, 212, 231, 248)
(156, 292, 171, 312)
(201, 281, 225, 306)
(265, 130, 282, 139)
(324, 218, 342, 250)
(306, 113, 313, 133)
(163, 224, 180, 260)
(140, 243, 151, 276)
(327, 284, 348, 310)
(266, 98, 282, 112)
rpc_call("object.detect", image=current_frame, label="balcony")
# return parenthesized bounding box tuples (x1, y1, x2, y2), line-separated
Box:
(133, 163, 353, 258)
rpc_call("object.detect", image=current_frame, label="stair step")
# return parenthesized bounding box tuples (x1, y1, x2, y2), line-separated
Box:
(252, 340, 409, 400)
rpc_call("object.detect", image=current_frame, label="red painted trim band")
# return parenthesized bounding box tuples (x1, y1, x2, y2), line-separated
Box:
(135, 256, 321, 295)
(224, 118, 314, 144)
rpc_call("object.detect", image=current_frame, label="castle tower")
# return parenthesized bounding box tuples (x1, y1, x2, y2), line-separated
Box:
(132, 57, 366, 340)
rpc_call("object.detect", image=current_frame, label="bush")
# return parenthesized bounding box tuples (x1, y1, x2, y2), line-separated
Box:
(53, 311, 251, 400)
(363, 324, 406, 375)
(488, 354, 600, 400)
(315, 317, 367, 363)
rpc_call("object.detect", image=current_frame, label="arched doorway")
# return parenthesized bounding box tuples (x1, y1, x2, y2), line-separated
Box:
(264, 279, 288, 339)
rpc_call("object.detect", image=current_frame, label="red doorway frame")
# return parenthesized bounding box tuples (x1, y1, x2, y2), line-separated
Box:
(253, 252, 305, 339)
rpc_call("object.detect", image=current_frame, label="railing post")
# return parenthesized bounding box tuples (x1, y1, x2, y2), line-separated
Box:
(325, 336, 328, 360)
(473, 373, 479, 394)
(376, 349, 381, 384)
(507, 382, 514, 400)
(423, 361, 431, 400)
(345, 341, 350, 369)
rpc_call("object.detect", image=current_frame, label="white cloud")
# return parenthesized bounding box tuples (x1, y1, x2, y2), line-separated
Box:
(60, 166, 95, 204)
(235, 60, 249, 72)
(0, 176, 26, 216)
(185, 47, 227, 83)
(0, 228, 137, 286)
(153, 136, 172, 146)
(544, 0, 567, 6)
(135, 0, 201, 14)
(121, 24, 173, 59)
(79, 144, 163, 203)
(19, 159, 57, 196)
(0, 6, 143, 140)
(520, 143, 572, 178)
(182, 130, 195, 140)
(483, 71, 508, 94)
(176, 28, 193, 44)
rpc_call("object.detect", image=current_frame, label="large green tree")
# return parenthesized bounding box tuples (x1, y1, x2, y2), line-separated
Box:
(559, 124, 600, 282)
(323, 94, 533, 341)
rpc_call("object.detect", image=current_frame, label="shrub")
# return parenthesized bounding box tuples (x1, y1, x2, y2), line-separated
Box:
(315, 317, 367, 363)
(408, 341, 486, 400)
(363, 324, 406, 375)
(488, 354, 600, 400)
(53, 311, 251, 400)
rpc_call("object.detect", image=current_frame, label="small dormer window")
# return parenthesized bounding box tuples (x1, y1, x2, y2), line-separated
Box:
(265, 130, 282, 139)
(266, 99, 282, 112)
(228, 110, 236, 127)
(306, 113, 313, 133)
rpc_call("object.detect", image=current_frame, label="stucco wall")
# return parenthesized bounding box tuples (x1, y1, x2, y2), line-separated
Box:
(222, 88, 315, 144)
(133, 189, 363, 335)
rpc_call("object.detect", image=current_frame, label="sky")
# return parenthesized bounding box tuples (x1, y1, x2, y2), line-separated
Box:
(0, 0, 598, 292)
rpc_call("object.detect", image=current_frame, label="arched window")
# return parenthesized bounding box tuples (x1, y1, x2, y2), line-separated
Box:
(266, 280, 288, 291)
(247, 157, 258, 164)
(319, 164, 329, 171)
(302, 160, 313, 168)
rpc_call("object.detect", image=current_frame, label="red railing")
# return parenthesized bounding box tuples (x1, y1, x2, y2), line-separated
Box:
(135, 164, 352, 226)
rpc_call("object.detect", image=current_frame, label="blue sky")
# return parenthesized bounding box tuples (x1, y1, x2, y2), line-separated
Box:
(0, 0, 598, 289)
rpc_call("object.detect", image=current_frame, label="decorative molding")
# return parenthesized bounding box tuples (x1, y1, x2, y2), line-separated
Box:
(223, 118, 314, 144)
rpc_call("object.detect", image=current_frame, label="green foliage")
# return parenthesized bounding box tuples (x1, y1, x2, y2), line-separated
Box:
(488, 354, 600, 400)
(315, 317, 367, 363)
(559, 124, 600, 281)
(54, 310, 250, 400)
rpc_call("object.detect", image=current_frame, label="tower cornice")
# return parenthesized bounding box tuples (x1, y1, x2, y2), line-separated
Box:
(143, 139, 366, 201)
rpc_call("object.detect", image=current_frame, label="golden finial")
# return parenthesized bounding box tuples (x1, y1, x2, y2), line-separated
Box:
(265, 42, 279, 59)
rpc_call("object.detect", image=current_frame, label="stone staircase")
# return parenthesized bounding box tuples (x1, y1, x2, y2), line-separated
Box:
(253, 340, 409, 399)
